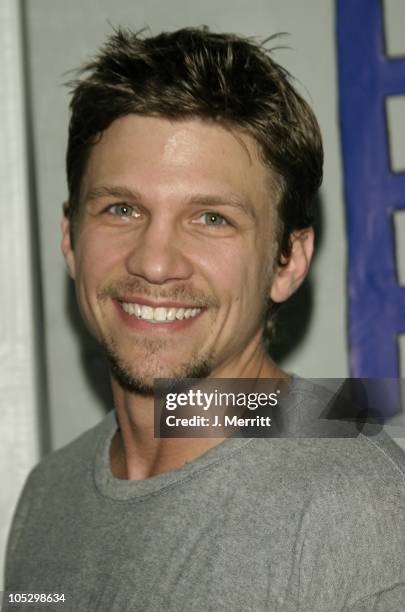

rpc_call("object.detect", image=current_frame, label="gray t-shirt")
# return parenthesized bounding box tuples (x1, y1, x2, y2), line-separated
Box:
(4, 380, 405, 611)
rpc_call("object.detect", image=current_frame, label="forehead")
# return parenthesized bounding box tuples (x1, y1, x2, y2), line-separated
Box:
(81, 115, 276, 219)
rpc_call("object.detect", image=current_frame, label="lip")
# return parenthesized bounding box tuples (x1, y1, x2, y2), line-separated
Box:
(113, 299, 204, 333)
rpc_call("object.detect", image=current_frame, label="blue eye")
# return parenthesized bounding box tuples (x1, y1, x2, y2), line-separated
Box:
(202, 212, 227, 226)
(108, 204, 137, 218)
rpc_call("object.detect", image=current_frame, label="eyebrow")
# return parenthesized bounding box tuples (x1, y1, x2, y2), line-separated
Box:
(186, 194, 257, 221)
(84, 184, 257, 221)
(84, 185, 142, 203)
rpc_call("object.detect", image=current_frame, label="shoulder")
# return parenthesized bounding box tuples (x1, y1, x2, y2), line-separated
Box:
(292, 435, 405, 606)
(241, 378, 405, 527)
(250, 379, 405, 607)
(246, 377, 405, 492)
(277, 435, 405, 609)
(268, 377, 405, 494)
(5, 411, 116, 582)
(236, 424, 405, 605)
(25, 410, 116, 492)
(247, 430, 405, 506)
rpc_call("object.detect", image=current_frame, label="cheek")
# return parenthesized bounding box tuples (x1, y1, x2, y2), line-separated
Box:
(227, 251, 273, 318)
(198, 243, 263, 308)
(74, 229, 126, 288)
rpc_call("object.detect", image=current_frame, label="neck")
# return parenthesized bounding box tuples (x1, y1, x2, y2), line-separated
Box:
(110, 343, 287, 480)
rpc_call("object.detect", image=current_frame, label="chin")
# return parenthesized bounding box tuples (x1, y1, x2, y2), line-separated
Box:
(101, 339, 215, 396)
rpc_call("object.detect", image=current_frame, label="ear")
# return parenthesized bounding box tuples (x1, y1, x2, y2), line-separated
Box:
(61, 202, 76, 279)
(270, 227, 314, 303)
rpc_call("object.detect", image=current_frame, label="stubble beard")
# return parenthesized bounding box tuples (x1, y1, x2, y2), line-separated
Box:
(95, 279, 221, 394)
(101, 333, 216, 396)
(94, 269, 274, 396)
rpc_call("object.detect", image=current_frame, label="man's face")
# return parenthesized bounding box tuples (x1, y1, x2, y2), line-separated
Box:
(62, 115, 283, 391)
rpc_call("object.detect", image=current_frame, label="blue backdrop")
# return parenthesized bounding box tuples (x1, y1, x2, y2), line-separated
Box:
(337, 0, 405, 397)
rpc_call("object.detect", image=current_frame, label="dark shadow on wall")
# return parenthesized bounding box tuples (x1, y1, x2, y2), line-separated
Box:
(20, 0, 52, 456)
(64, 191, 323, 406)
(269, 191, 324, 364)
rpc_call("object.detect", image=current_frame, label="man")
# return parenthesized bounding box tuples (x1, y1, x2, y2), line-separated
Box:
(4, 27, 405, 611)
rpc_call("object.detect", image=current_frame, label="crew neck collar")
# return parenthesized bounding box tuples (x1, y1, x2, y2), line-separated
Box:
(93, 410, 254, 501)
(92, 376, 316, 501)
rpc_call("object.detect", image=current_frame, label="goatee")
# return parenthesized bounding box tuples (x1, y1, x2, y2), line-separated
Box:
(101, 339, 214, 396)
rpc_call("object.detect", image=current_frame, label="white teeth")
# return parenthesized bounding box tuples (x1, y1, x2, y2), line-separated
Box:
(121, 302, 201, 323)
(122, 302, 135, 315)
(167, 308, 177, 321)
(175, 308, 185, 320)
(141, 305, 153, 320)
(154, 307, 166, 322)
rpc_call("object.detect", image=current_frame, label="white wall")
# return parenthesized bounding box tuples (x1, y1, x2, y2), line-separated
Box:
(0, 0, 41, 589)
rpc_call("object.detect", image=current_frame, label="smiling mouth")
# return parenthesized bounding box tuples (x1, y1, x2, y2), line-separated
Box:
(120, 301, 202, 324)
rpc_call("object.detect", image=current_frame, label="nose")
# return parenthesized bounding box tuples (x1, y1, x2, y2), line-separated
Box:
(124, 217, 193, 285)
